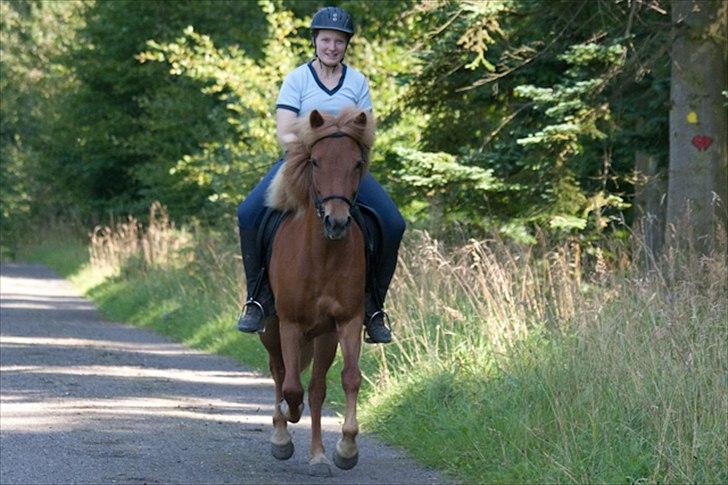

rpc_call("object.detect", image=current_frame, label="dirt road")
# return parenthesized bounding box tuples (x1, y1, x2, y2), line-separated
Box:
(0, 262, 447, 484)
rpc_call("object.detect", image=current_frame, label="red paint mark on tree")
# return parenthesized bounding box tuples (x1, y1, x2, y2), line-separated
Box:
(691, 135, 713, 151)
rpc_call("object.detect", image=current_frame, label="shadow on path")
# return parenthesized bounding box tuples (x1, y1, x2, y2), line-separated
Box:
(0, 263, 446, 484)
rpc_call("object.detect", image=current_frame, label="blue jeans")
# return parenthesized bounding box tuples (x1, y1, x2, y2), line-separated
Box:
(237, 159, 405, 307)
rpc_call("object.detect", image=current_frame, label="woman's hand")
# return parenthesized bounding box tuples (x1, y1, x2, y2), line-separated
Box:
(280, 133, 299, 144)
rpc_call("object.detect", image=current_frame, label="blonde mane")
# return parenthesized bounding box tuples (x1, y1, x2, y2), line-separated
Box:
(266, 107, 375, 214)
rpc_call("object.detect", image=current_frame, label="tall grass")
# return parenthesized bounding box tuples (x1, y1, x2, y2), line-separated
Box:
(89, 202, 194, 275)
(31, 205, 726, 483)
(364, 227, 727, 483)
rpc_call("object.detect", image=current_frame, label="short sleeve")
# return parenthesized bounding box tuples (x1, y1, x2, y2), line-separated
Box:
(357, 76, 373, 112)
(276, 71, 301, 114)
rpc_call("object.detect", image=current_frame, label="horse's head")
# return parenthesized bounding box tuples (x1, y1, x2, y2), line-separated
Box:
(267, 107, 374, 241)
(308, 110, 369, 240)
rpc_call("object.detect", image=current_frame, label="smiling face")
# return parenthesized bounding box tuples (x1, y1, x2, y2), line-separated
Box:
(314, 29, 349, 66)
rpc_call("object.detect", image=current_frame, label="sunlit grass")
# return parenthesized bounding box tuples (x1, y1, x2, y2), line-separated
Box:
(361, 229, 727, 483)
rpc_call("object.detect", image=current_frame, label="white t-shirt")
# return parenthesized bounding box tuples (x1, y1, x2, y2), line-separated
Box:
(276, 61, 372, 116)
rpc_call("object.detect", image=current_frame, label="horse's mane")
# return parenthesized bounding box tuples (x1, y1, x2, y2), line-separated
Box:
(266, 107, 375, 214)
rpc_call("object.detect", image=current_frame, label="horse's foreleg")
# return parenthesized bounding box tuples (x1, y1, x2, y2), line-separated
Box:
(260, 319, 294, 460)
(333, 318, 363, 470)
(308, 331, 338, 474)
(278, 321, 305, 423)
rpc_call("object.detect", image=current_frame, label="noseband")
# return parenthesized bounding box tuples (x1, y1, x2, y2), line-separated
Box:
(309, 132, 368, 219)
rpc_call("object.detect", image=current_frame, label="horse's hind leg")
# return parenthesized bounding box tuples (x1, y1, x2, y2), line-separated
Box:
(307, 331, 338, 476)
(333, 318, 363, 470)
(260, 318, 294, 460)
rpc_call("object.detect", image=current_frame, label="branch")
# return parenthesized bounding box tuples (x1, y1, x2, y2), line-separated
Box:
(456, 1, 588, 93)
(477, 102, 534, 153)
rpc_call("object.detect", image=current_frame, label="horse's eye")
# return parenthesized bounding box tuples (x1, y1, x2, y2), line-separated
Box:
(310, 158, 319, 168)
(356, 160, 364, 170)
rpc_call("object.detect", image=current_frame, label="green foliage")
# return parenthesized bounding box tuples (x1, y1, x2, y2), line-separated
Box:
(55, 0, 269, 218)
(394, 147, 505, 230)
(359, 228, 727, 483)
(398, 0, 670, 241)
(0, 0, 86, 253)
(2, 0, 673, 244)
(138, 2, 309, 217)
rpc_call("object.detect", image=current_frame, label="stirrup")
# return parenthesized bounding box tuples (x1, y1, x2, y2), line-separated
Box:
(364, 310, 392, 344)
(244, 298, 265, 315)
(237, 298, 266, 334)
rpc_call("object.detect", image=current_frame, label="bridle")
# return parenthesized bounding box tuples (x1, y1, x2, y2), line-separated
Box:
(309, 132, 369, 219)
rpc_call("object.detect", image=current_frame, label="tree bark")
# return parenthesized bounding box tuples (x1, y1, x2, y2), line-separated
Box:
(667, 0, 727, 252)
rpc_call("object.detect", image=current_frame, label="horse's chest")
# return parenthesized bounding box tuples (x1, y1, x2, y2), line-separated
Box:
(270, 229, 365, 323)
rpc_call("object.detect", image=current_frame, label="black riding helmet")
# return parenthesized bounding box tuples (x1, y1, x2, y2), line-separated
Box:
(311, 6, 355, 37)
(311, 7, 355, 62)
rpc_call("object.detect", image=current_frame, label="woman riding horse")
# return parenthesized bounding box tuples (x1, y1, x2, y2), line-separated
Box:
(236, 6, 405, 344)
(262, 107, 375, 473)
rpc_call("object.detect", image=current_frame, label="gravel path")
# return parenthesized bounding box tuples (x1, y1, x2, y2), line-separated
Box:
(0, 262, 448, 484)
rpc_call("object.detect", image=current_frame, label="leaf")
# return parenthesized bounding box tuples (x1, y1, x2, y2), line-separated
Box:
(549, 215, 587, 231)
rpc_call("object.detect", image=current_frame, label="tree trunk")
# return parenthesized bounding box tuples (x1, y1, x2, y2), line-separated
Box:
(667, 0, 727, 252)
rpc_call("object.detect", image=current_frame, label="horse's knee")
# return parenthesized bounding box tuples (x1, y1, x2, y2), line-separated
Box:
(341, 366, 361, 393)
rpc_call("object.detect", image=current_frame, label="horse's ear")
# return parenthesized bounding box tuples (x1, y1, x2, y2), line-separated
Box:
(354, 111, 367, 126)
(310, 110, 325, 128)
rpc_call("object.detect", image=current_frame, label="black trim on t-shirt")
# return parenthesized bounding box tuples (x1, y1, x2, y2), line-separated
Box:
(307, 60, 347, 96)
(276, 104, 300, 114)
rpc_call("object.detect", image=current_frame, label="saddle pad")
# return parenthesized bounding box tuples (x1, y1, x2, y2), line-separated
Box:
(258, 204, 381, 291)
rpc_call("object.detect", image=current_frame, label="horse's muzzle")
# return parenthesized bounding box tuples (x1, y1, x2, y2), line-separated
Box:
(323, 214, 352, 240)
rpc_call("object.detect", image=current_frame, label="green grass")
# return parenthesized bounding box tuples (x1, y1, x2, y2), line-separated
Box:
(19, 236, 89, 277)
(360, 246, 728, 483)
(14, 223, 727, 484)
(82, 264, 271, 371)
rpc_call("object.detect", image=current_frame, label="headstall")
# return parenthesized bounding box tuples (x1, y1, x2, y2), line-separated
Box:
(309, 132, 369, 219)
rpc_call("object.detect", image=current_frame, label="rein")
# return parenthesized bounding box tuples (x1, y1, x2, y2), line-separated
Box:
(309, 132, 368, 219)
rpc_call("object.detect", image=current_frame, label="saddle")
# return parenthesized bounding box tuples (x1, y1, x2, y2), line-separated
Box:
(257, 204, 383, 316)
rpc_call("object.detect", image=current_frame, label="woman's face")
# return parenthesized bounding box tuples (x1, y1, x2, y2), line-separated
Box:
(314, 29, 348, 66)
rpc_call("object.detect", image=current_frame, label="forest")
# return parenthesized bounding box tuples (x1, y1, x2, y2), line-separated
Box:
(3, 0, 724, 248)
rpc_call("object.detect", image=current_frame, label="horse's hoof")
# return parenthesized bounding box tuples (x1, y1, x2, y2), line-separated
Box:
(271, 441, 294, 460)
(333, 449, 358, 470)
(309, 462, 332, 477)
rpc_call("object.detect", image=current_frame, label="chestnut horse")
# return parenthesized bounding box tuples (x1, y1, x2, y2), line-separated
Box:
(260, 107, 374, 476)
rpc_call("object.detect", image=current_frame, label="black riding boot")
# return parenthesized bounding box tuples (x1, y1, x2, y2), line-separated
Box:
(357, 206, 394, 344)
(364, 292, 392, 344)
(236, 228, 274, 333)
